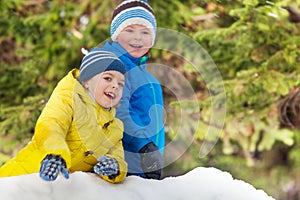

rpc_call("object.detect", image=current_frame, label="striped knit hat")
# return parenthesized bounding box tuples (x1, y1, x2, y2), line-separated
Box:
(79, 48, 126, 83)
(110, 0, 156, 45)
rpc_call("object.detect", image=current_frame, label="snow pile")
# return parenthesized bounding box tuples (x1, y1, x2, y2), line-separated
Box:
(0, 167, 274, 200)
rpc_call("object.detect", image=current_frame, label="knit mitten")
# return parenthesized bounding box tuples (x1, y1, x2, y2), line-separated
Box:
(39, 154, 69, 181)
(93, 156, 120, 179)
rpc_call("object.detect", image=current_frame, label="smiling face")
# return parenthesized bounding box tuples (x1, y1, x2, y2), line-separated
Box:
(116, 24, 153, 58)
(84, 71, 125, 109)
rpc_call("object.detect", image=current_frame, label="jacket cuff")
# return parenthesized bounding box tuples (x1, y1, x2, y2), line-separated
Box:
(129, 137, 152, 152)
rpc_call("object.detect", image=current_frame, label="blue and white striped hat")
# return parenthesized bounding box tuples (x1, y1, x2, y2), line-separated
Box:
(79, 48, 126, 83)
(110, 0, 156, 45)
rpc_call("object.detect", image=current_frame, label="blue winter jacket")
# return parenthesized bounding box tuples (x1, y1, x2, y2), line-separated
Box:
(101, 41, 165, 177)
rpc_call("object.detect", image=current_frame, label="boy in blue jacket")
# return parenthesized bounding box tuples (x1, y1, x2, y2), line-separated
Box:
(100, 0, 164, 179)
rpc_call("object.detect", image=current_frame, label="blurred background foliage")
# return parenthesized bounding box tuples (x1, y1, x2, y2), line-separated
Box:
(1, 0, 300, 199)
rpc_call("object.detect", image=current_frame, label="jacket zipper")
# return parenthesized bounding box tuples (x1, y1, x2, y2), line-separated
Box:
(138, 57, 160, 146)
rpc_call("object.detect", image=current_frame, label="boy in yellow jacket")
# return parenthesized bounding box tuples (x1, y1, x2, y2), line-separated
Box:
(0, 49, 127, 183)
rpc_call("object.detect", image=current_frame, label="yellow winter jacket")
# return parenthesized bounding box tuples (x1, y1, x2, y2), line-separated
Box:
(0, 69, 127, 183)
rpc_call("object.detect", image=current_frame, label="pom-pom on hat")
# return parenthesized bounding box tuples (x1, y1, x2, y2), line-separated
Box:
(79, 48, 126, 83)
(110, 0, 156, 45)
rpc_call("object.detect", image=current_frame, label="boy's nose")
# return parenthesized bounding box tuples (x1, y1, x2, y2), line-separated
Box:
(112, 81, 119, 89)
(134, 32, 142, 40)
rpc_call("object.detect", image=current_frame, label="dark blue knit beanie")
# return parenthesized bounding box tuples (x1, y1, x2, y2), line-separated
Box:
(79, 48, 126, 83)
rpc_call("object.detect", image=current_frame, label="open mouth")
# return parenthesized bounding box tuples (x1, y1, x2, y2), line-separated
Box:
(130, 44, 143, 49)
(104, 92, 116, 99)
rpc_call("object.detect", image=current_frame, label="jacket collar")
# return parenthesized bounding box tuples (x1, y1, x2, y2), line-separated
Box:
(103, 41, 148, 70)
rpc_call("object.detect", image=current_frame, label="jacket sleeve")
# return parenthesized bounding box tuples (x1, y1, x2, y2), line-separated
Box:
(116, 79, 152, 152)
(33, 80, 73, 168)
(101, 119, 127, 183)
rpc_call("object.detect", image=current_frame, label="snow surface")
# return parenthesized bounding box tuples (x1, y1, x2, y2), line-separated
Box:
(0, 167, 275, 200)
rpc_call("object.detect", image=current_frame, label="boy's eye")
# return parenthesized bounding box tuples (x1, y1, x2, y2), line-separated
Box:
(118, 82, 125, 88)
(125, 29, 134, 33)
(142, 31, 150, 35)
(104, 77, 112, 81)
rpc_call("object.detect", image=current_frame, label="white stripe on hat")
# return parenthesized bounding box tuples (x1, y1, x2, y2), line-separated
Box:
(80, 56, 119, 72)
(111, 6, 156, 27)
(81, 51, 116, 67)
(80, 50, 120, 72)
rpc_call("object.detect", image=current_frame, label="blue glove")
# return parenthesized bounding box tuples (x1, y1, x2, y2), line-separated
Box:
(93, 156, 119, 179)
(39, 154, 69, 181)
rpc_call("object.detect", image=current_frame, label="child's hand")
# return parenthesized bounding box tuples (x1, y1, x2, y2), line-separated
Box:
(139, 142, 163, 180)
(93, 156, 119, 179)
(39, 154, 69, 181)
